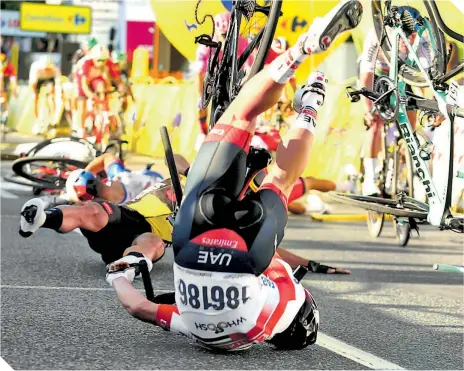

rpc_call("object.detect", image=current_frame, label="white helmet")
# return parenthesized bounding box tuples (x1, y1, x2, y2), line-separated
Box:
(90, 44, 110, 62)
(38, 54, 55, 68)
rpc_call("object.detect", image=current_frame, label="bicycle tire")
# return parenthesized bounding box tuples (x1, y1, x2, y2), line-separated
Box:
(367, 210, 385, 237)
(208, 0, 282, 129)
(329, 191, 429, 219)
(26, 136, 98, 159)
(12, 156, 88, 189)
(371, 0, 447, 87)
(2, 174, 46, 189)
(392, 139, 414, 246)
(160, 126, 183, 207)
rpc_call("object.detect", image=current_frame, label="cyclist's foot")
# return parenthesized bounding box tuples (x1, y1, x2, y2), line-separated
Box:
(299, 0, 363, 55)
(19, 198, 46, 238)
(362, 180, 381, 197)
(306, 194, 331, 214)
(293, 71, 327, 114)
(336, 178, 358, 194)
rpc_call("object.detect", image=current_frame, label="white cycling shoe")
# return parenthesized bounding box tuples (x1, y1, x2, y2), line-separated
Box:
(293, 71, 328, 114)
(297, 0, 363, 55)
(19, 198, 46, 238)
(362, 180, 381, 197)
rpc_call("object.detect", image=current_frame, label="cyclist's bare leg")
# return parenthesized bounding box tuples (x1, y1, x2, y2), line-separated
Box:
(217, 0, 362, 137)
(56, 203, 109, 233)
(123, 232, 165, 263)
(33, 93, 40, 118)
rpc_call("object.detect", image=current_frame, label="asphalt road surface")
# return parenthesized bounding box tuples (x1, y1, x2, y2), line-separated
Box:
(1, 160, 463, 370)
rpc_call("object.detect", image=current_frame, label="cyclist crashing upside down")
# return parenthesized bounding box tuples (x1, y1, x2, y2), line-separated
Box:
(106, 0, 362, 351)
(19, 152, 349, 274)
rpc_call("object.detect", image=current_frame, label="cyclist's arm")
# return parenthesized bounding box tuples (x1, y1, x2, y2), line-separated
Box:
(85, 153, 121, 175)
(79, 61, 95, 99)
(28, 64, 38, 92)
(108, 61, 124, 92)
(6, 64, 17, 94)
(112, 277, 190, 336)
(81, 75, 94, 99)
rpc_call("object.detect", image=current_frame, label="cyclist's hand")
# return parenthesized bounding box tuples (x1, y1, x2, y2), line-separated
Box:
(364, 111, 381, 128)
(106, 262, 135, 286)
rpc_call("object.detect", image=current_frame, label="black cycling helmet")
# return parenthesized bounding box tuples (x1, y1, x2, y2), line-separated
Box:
(268, 289, 319, 350)
(394, 6, 421, 35)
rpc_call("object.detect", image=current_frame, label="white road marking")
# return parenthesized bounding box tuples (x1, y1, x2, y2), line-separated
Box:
(317, 333, 405, 370)
(0, 356, 13, 371)
(1, 181, 32, 192)
(0, 284, 173, 293)
(0, 189, 18, 199)
(0, 179, 32, 199)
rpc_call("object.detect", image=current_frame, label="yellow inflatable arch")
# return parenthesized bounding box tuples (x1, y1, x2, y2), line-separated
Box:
(150, 0, 351, 84)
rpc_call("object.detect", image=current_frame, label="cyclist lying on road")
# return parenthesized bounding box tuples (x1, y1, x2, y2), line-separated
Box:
(38, 152, 164, 207)
(106, 0, 362, 351)
(19, 156, 349, 274)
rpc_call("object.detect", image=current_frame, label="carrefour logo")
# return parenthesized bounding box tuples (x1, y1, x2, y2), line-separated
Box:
(70, 14, 86, 26)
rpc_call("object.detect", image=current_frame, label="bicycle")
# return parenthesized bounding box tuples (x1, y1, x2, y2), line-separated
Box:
(195, 0, 282, 130)
(35, 81, 57, 135)
(84, 82, 123, 151)
(329, 1, 464, 238)
(349, 78, 415, 246)
(5, 137, 128, 195)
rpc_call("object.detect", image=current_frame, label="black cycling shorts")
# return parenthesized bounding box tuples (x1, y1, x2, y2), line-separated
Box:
(172, 124, 288, 276)
(80, 201, 151, 264)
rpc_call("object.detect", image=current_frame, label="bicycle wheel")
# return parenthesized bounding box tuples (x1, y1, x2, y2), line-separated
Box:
(26, 136, 98, 161)
(392, 139, 414, 246)
(367, 211, 385, 237)
(206, 0, 282, 128)
(371, 0, 447, 87)
(12, 156, 88, 190)
(329, 192, 429, 219)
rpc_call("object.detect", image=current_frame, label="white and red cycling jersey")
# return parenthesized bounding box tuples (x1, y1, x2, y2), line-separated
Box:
(76, 58, 120, 97)
(154, 252, 306, 351)
(359, 28, 434, 76)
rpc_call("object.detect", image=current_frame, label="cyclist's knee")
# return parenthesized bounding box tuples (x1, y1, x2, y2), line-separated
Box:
(128, 233, 166, 262)
(81, 202, 111, 230)
(264, 165, 298, 198)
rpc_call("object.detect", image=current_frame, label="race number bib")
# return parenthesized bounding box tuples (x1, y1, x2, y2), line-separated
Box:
(177, 278, 251, 311)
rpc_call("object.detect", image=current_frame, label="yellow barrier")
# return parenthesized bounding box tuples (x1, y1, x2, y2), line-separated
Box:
(302, 78, 365, 181)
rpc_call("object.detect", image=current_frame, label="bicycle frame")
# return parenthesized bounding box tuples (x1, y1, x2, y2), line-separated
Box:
(388, 24, 454, 227)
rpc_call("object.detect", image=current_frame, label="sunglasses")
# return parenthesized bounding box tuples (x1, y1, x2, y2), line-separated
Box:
(96, 59, 107, 63)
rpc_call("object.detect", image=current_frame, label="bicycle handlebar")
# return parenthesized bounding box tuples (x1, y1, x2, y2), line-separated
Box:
(346, 87, 464, 118)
